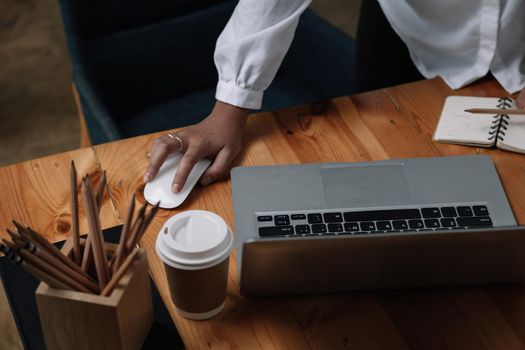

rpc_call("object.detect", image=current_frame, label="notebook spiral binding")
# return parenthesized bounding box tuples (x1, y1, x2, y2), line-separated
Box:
(488, 97, 512, 142)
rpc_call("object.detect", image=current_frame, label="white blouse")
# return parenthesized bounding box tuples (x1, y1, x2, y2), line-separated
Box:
(214, 0, 525, 109)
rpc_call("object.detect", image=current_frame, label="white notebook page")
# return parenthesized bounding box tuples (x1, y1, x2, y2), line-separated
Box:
(434, 96, 503, 147)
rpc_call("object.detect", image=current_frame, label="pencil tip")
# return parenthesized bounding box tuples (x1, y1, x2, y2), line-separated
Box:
(6, 229, 19, 239)
(12, 220, 23, 231)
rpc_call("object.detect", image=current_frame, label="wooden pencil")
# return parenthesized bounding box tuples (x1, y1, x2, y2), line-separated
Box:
(3, 244, 70, 290)
(132, 202, 160, 249)
(465, 108, 525, 115)
(112, 194, 136, 272)
(95, 170, 106, 211)
(23, 260, 71, 290)
(6, 229, 25, 245)
(23, 240, 99, 292)
(0, 241, 13, 258)
(80, 237, 93, 272)
(19, 245, 99, 293)
(101, 248, 141, 296)
(13, 226, 98, 290)
(13, 222, 87, 276)
(4, 240, 91, 293)
(125, 202, 148, 252)
(12, 227, 98, 291)
(71, 161, 81, 265)
(82, 177, 109, 287)
(4, 234, 98, 292)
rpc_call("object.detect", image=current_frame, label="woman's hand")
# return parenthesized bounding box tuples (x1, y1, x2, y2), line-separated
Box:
(143, 101, 249, 192)
(517, 88, 525, 109)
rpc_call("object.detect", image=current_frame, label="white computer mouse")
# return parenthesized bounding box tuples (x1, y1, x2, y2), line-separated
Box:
(144, 153, 212, 209)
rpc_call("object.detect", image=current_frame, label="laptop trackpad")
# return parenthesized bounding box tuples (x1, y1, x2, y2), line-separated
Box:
(321, 163, 414, 207)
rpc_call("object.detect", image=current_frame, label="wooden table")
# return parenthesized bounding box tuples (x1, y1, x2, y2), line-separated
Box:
(2, 78, 525, 349)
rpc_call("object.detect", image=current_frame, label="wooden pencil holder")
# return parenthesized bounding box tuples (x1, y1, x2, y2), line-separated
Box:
(35, 240, 154, 350)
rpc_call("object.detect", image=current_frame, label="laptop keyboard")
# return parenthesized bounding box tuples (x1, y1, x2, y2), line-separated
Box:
(256, 205, 493, 238)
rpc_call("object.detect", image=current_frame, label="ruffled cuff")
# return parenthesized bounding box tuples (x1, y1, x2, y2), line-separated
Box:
(215, 80, 264, 110)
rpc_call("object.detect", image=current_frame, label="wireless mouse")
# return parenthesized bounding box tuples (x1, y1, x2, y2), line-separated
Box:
(144, 153, 212, 209)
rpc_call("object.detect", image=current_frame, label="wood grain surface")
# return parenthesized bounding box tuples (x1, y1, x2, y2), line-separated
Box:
(0, 147, 120, 242)
(2, 78, 525, 349)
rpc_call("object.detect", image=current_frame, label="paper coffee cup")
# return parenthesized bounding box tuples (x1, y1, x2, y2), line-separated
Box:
(156, 210, 233, 320)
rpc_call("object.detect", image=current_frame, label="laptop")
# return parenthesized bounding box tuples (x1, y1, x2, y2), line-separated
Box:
(231, 155, 525, 296)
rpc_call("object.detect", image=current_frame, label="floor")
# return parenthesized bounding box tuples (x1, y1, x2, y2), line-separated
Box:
(0, 0, 360, 348)
(0, 0, 79, 168)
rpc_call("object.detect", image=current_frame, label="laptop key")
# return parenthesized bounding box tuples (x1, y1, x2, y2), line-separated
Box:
(441, 207, 457, 217)
(422, 208, 441, 218)
(328, 223, 343, 232)
(344, 222, 359, 231)
(424, 219, 440, 228)
(344, 209, 421, 221)
(324, 212, 343, 223)
(456, 216, 493, 227)
(274, 215, 290, 225)
(295, 224, 311, 234)
(291, 214, 306, 220)
(457, 206, 473, 217)
(307, 213, 323, 224)
(257, 215, 273, 222)
(473, 205, 489, 216)
(408, 219, 424, 229)
(376, 221, 392, 230)
(312, 224, 327, 233)
(259, 226, 294, 237)
(440, 218, 457, 227)
(392, 220, 408, 230)
(360, 222, 376, 231)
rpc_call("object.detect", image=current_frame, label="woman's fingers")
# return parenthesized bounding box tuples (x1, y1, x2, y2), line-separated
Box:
(200, 147, 236, 185)
(145, 100, 248, 191)
(171, 147, 203, 193)
(143, 135, 183, 182)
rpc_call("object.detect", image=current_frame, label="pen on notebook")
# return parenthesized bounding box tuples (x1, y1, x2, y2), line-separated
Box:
(464, 108, 525, 115)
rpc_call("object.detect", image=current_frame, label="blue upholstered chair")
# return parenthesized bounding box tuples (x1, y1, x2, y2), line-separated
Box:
(58, 0, 356, 144)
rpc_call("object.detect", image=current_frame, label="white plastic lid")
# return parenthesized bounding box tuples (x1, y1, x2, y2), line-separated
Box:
(156, 210, 233, 270)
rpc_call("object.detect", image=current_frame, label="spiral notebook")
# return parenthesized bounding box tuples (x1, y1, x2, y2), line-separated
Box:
(434, 96, 525, 154)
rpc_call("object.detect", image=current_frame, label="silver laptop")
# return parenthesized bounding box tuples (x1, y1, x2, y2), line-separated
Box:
(231, 155, 525, 296)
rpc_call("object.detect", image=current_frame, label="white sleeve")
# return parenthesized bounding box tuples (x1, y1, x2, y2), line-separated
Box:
(214, 0, 311, 110)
